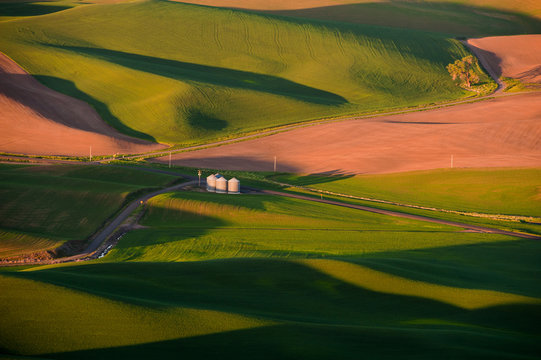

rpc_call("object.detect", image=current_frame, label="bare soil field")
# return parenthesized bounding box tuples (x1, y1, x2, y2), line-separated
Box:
(0, 53, 165, 156)
(156, 92, 541, 174)
(467, 35, 541, 84)
(175, 0, 540, 14)
(174, 0, 374, 10)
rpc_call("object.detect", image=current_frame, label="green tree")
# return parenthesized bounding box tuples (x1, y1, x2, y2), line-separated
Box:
(446, 55, 480, 88)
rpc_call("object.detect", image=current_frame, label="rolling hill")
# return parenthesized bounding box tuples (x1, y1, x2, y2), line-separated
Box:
(157, 91, 541, 174)
(0, 0, 485, 147)
(1, 187, 540, 359)
(178, 0, 541, 37)
(0, 164, 178, 259)
(0, 52, 165, 156)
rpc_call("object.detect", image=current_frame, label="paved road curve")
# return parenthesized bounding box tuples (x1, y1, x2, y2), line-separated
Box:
(83, 180, 198, 254)
(0, 179, 197, 266)
(2, 167, 538, 267)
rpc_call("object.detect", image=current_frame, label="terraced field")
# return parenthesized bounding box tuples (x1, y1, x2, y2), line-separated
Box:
(0, 164, 177, 259)
(1, 188, 540, 359)
(0, 0, 487, 147)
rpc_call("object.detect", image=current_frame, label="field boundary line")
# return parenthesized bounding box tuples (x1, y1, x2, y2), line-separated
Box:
(260, 189, 541, 240)
(266, 179, 541, 224)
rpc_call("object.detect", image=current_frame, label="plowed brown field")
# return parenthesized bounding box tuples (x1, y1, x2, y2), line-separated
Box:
(174, 0, 372, 10)
(157, 92, 541, 174)
(156, 34, 541, 175)
(175, 0, 540, 15)
(0, 53, 165, 156)
(467, 35, 541, 84)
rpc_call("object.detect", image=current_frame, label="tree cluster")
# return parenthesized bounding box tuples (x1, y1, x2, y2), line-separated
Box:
(446, 55, 480, 88)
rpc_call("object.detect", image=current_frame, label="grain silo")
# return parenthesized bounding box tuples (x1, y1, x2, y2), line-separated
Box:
(215, 176, 228, 194)
(228, 177, 240, 194)
(206, 174, 216, 192)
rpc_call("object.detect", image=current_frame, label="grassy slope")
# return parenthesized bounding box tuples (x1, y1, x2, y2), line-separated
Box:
(0, 0, 480, 144)
(1, 190, 540, 359)
(273, 168, 541, 217)
(0, 164, 177, 258)
(105, 191, 514, 262)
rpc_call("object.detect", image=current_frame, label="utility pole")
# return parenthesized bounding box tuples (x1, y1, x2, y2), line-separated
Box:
(169, 152, 172, 168)
(197, 169, 202, 187)
(274, 156, 277, 173)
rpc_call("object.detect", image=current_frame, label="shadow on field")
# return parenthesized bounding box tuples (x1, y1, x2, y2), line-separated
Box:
(0, 2, 70, 18)
(160, 155, 303, 174)
(32, 75, 157, 142)
(142, 191, 273, 213)
(186, 108, 228, 131)
(343, 238, 541, 299)
(270, 173, 354, 186)
(463, 45, 503, 79)
(256, 1, 541, 37)
(155, 155, 358, 175)
(40, 319, 541, 360)
(139, 204, 231, 228)
(7, 238, 541, 358)
(11, 254, 541, 332)
(0, 72, 154, 141)
(42, 44, 348, 106)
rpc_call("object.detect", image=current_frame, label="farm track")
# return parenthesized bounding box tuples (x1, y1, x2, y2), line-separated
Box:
(462, 40, 505, 93)
(0, 179, 198, 266)
(260, 190, 541, 240)
(2, 164, 539, 267)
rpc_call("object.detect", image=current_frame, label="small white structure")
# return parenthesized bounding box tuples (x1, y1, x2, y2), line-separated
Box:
(215, 176, 228, 194)
(206, 174, 216, 192)
(228, 177, 240, 194)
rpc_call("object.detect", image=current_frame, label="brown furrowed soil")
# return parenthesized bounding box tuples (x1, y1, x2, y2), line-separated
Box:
(175, 0, 540, 14)
(0, 53, 165, 156)
(467, 35, 541, 84)
(155, 92, 541, 174)
(173, 0, 373, 11)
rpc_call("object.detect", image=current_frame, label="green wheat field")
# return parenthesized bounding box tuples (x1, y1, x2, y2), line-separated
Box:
(1, 0, 540, 358)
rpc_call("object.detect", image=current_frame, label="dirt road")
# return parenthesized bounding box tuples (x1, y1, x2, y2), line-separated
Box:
(2, 168, 538, 267)
(83, 180, 198, 254)
(261, 190, 541, 240)
(0, 179, 197, 266)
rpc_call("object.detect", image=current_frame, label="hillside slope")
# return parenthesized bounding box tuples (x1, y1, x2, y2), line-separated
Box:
(1, 189, 540, 359)
(158, 92, 541, 174)
(467, 35, 541, 84)
(0, 0, 479, 145)
(178, 0, 541, 36)
(0, 53, 165, 156)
